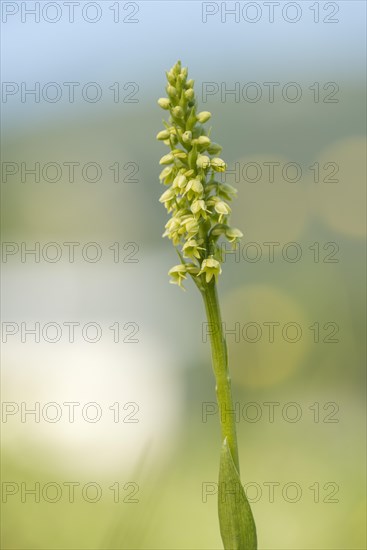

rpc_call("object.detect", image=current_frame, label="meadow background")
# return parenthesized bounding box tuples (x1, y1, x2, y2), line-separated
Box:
(1, 1, 366, 548)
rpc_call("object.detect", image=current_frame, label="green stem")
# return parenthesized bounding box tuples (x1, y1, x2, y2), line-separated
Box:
(201, 280, 240, 474)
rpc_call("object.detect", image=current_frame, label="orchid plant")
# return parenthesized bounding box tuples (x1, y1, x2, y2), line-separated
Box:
(157, 60, 257, 550)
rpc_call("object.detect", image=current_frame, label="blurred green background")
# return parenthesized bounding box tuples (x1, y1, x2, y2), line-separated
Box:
(1, 1, 366, 548)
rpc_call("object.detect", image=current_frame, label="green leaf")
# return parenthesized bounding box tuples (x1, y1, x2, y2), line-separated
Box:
(218, 438, 257, 550)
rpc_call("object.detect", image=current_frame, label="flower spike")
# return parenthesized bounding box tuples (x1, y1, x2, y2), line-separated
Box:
(157, 60, 242, 288)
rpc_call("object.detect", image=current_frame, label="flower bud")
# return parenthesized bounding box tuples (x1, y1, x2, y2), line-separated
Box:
(159, 153, 174, 165)
(166, 69, 176, 85)
(196, 111, 212, 123)
(184, 169, 194, 177)
(196, 155, 211, 169)
(167, 85, 177, 98)
(190, 179, 204, 193)
(185, 217, 199, 234)
(184, 88, 195, 101)
(173, 150, 188, 160)
(172, 61, 181, 76)
(176, 74, 185, 87)
(181, 67, 188, 79)
(172, 106, 184, 118)
(156, 129, 170, 140)
(173, 174, 187, 189)
(210, 224, 227, 237)
(182, 131, 192, 144)
(211, 158, 226, 172)
(197, 136, 211, 147)
(158, 97, 170, 109)
(159, 166, 173, 181)
(186, 79, 194, 88)
(159, 188, 176, 203)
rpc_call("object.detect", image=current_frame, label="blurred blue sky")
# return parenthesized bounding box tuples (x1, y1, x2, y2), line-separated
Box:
(2, 1, 366, 130)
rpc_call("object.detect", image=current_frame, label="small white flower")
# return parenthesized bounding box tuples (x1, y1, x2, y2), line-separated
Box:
(172, 174, 187, 190)
(214, 201, 231, 223)
(168, 264, 187, 289)
(191, 199, 208, 218)
(225, 227, 243, 243)
(214, 201, 231, 216)
(198, 257, 222, 283)
(183, 179, 203, 197)
(183, 239, 205, 259)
